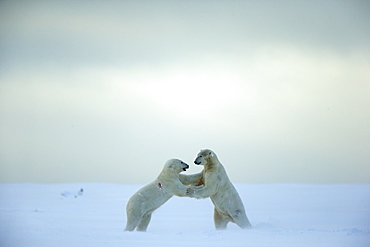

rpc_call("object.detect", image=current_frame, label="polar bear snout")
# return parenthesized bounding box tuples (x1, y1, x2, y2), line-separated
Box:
(182, 163, 189, 171)
(194, 157, 202, 165)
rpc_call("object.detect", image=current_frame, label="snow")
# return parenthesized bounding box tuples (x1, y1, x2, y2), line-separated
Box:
(1, 184, 369, 247)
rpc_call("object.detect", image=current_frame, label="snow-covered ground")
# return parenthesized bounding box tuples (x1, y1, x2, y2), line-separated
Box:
(0, 183, 369, 247)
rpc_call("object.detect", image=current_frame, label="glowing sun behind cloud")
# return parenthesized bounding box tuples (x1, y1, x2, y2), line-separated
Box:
(129, 67, 245, 121)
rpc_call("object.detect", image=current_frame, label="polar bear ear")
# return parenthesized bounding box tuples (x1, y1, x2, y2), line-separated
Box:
(168, 163, 174, 168)
(209, 152, 214, 157)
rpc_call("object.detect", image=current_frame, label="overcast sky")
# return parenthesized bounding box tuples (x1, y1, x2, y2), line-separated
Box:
(0, 0, 369, 184)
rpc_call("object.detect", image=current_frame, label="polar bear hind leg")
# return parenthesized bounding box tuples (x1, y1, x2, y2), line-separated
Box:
(124, 207, 145, 231)
(231, 209, 252, 229)
(136, 212, 152, 231)
(213, 208, 231, 230)
(124, 214, 141, 231)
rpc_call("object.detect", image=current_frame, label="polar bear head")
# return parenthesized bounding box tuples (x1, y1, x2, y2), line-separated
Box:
(194, 149, 217, 166)
(164, 159, 189, 173)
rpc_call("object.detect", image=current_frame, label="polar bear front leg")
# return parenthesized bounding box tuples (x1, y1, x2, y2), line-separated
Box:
(179, 172, 203, 185)
(173, 185, 189, 197)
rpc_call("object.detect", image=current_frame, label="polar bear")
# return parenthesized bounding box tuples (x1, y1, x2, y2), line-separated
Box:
(124, 159, 190, 232)
(186, 149, 252, 230)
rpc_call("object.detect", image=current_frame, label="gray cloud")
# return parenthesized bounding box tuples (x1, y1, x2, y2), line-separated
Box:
(2, 0, 369, 68)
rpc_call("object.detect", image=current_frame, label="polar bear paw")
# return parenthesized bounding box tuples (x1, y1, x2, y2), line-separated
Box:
(186, 185, 204, 197)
